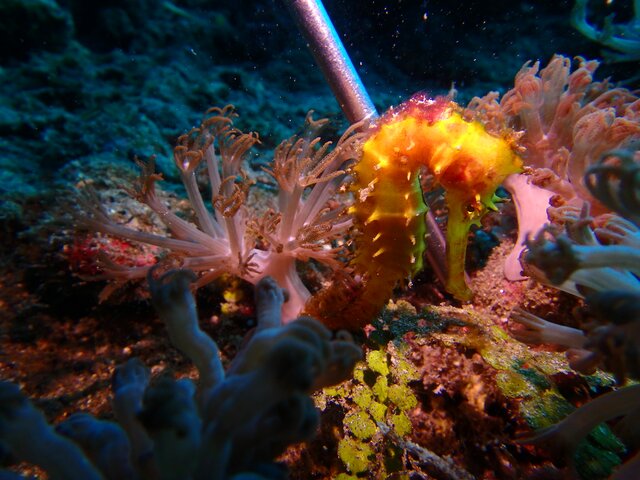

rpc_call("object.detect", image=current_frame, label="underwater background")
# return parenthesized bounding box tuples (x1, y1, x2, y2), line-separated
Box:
(1, 0, 636, 210)
(1, 0, 639, 479)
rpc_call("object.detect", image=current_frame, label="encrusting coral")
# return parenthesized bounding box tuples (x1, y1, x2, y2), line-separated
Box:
(0, 274, 362, 479)
(73, 106, 365, 322)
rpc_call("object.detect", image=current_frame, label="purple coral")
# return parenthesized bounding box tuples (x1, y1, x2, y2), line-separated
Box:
(0, 274, 362, 479)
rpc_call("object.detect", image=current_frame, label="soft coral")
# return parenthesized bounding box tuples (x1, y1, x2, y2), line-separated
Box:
(74, 106, 365, 321)
(465, 55, 640, 280)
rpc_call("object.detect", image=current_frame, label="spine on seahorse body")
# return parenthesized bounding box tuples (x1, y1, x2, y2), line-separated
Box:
(306, 95, 522, 329)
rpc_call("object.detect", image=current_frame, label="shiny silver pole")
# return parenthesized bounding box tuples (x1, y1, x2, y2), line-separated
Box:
(284, 0, 376, 124)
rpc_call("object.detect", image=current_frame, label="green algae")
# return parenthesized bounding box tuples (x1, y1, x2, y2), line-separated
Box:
(575, 441, 625, 480)
(337, 436, 373, 474)
(514, 361, 551, 390)
(344, 411, 377, 440)
(368, 300, 464, 346)
(366, 349, 390, 376)
(368, 400, 388, 423)
(322, 340, 420, 475)
(335, 474, 359, 480)
(423, 304, 624, 480)
(519, 390, 574, 429)
(387, 384, 417, 411)
(372, 375, 388, 402)
(324, 302, 624, 478)
(389, 351, 420, 386)
(490, 324, 511, 341)
(520, 391, 625, 479)
(389, 411, 412, 436)
(495, 370, 538, 398)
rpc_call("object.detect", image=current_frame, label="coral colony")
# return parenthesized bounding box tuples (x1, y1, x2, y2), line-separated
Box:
(470, 56, 640, 477)
(74, 106, 365, 322)
(1, 45, 639, 480)
(0, 275, 361, 479)
(464, 55, 640, 281)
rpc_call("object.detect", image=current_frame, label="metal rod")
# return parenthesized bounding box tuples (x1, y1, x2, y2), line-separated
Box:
(423, 210, 449, 289)
(284, 0, 376, 124)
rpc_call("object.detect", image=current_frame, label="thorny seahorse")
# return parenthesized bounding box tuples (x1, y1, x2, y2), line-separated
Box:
(306, 94, 522, 329)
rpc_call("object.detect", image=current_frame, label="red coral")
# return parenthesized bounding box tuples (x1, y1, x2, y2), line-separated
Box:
(64, 235, 157, 277)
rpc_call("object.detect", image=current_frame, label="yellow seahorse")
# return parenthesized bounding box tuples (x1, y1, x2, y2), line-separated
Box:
(307, 94, 522, 329)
